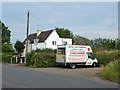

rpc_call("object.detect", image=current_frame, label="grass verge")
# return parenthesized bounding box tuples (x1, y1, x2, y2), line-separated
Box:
(98, 58, 120, 83)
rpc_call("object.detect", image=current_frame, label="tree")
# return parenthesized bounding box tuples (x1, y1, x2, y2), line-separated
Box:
(55, 28, 73, 38)
(0, 21, 14, 53)
(73, 35, 91, 46)
(0, 21, 11, 44)
(2, 43, 14, 52)
(14, 41, 25, 56)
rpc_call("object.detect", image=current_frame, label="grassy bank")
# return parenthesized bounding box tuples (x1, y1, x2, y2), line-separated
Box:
(98, 58, 120, 82)
(94, 50, 120, 66)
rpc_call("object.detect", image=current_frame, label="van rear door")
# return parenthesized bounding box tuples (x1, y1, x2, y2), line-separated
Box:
(56, 47, 65, 63)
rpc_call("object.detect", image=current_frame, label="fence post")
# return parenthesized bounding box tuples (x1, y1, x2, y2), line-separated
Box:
(11, 58, 12, 63)
(20, 58, 22, 64)
(16, 56, 18, 63)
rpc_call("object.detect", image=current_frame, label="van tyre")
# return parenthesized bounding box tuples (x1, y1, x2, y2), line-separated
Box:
(70, 64, 76, 69)
(92, 62, 97, 67)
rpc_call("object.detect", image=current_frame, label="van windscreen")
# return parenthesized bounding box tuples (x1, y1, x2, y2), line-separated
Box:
(57, 48, 65, 54)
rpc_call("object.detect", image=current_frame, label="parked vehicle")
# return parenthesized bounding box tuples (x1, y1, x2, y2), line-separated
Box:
(56, 45, 98, 69)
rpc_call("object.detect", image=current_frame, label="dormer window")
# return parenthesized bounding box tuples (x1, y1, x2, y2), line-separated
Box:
(34, 39, 39, 45)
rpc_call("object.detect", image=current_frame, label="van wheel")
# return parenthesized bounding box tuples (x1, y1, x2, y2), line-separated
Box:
(92, 62, 96, 67)
(70, 64, 76, 69)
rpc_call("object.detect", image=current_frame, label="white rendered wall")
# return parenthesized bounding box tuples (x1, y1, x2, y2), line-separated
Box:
(45, 30, 62, 49)
(45, 30, 72, 49)
(32, 42, 45, 50)
(62, 38, 72, 45)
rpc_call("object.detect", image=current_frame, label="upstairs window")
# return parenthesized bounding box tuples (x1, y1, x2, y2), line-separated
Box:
(34, 39, 39, 45)
(52, 41, 57, 45)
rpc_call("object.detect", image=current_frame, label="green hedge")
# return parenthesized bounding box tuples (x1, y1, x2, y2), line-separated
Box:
(99, 59, 120, 81)
(26, 50, 56, 68)
(1, 53, 11, 63)
(93, 50, 120, 66)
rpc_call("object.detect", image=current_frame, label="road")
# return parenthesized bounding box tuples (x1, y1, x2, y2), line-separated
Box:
(2, 64, 118, 88)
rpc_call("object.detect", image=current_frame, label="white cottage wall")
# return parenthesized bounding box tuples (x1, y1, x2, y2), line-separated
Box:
(32, 42, 45, 50)
(45, 30, 62, 49)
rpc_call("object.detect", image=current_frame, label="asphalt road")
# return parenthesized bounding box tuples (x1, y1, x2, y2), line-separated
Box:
(2, 64, 118, 88)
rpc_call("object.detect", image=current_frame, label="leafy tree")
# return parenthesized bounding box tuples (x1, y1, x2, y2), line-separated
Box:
(73, 35, 91, 45)
(2, 43, 14, 52)
(91, 38, 120, 51)
(0, 21, 11, 44)
(14, 41, 25, 56)
(56, 28, 73, 38)
(0, 21, 14, 53)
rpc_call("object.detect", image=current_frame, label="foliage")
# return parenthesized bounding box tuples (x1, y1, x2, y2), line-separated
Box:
(14, 40, 25, 56)
(1, 53, 11, 63)
(35, 48, 57, 53)
(0, 21, 11, 44)
(2, 43, 14, 52)
(93, 50, 119, 66)
(56, 28, 73, 42)
(91, 38, 120, 51)
(99, 59, 120, 81)
(73, 35, 92, 45)
(26, 50, 56, 68)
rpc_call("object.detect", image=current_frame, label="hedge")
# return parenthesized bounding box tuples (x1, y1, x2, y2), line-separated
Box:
(1, 53, 11, 63)
(26, 50, 56, 68)
(93, 50, 120, 66)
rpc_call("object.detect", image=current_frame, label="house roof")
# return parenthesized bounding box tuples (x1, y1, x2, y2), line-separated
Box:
(23, 29, 54, 44)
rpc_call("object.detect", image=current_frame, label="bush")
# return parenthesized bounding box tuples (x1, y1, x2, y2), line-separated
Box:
(93, 50, 120, 66)
(1, 53, 11, 63)
(26, 50, 56, 68)
(99, 59, 120, 81)
(35, 48, 57, 53)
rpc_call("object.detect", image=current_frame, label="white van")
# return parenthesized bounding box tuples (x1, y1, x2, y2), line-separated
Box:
(56, 45, 98, 69)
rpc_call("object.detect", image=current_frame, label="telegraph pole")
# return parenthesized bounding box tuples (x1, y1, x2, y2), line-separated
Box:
(25, 10, 29, 63)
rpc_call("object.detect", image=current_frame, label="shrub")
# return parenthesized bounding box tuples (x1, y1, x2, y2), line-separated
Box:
(26, 50, 56, 68)
(99, 59, 120, 81)
(1, 53, 11, 63)
(35, 48, 57, 53)
(93, 50, 120, 66)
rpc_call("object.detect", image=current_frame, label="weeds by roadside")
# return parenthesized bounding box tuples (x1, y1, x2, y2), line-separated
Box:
(98, 59, 120, 82)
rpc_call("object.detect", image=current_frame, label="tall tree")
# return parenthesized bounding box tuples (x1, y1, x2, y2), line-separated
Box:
(73, 35, 91, 46)
(14, 41, 25, 56)
(0, 21, 14, 52)
(56, 28, 73, 38)
(0, 21, 11, 44)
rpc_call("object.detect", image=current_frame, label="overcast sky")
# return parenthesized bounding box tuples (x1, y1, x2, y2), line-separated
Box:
(2, 2, 118, 44)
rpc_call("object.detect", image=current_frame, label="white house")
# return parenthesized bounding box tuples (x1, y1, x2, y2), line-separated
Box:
(22, 29, 72, 57)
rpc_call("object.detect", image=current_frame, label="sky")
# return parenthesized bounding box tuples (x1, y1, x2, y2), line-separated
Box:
(2, 2, 118, 44)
